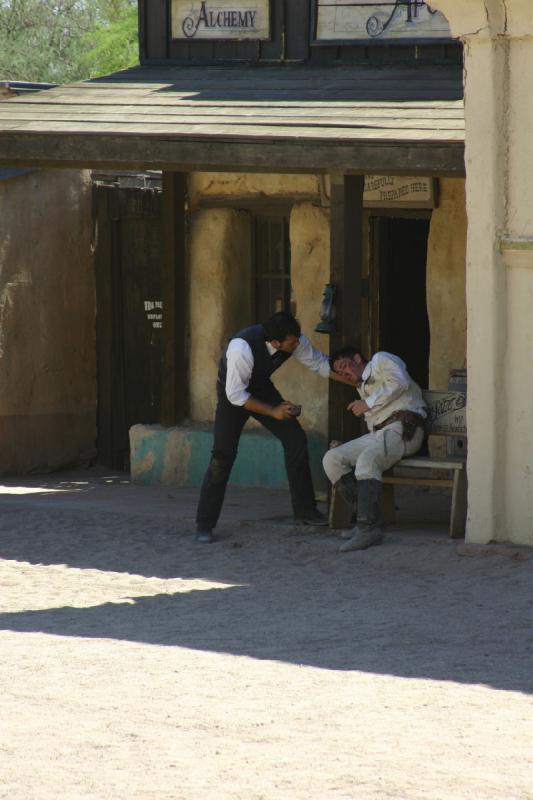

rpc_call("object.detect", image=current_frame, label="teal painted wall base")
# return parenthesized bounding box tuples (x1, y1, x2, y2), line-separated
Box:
(130, 423, 328, 491)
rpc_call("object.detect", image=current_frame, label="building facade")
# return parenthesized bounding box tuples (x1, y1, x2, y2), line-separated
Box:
(0, 1, 478, 534)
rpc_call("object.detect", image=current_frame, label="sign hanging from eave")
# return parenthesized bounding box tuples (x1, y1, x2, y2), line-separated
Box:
(172, 0, 270, 40)
(363, 175, 437, 208)
(315, 1, 452, 43)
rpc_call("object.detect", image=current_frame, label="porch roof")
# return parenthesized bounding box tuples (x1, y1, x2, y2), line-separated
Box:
(0, 64, 465, 176)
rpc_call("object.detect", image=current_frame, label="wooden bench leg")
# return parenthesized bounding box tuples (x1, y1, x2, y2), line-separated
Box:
(450, 468, 468, 538)
(381, 482, 396, 525)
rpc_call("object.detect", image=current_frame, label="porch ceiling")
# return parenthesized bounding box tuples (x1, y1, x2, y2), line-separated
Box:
(0, 64, 465, 175)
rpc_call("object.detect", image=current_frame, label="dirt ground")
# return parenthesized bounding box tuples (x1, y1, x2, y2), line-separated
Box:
(0, 468, 531, 800)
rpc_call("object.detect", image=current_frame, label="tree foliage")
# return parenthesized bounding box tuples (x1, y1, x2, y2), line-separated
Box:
(0, 0, 138, 84)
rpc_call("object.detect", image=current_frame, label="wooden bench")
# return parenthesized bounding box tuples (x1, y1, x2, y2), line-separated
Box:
(329, 389, 467, 538)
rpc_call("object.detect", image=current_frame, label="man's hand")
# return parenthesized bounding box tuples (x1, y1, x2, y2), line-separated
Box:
(271, 401, 298, 421)
(347, 399, 370, 417)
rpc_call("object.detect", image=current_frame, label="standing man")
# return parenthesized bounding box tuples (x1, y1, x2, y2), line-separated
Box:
(323, 347, 426, 552)
(195, 312, 333, 543)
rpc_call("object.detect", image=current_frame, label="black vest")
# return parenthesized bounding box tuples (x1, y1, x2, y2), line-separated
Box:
(218, 324, 292, 396)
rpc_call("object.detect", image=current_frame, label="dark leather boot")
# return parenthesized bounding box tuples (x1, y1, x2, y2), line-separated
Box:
(333, 473, 359, 539)
(339, 479, 384, 552)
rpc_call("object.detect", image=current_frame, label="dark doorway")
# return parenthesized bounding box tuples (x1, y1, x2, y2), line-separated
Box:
(93, 183, 164, 469)
(371, 216, 430, 389)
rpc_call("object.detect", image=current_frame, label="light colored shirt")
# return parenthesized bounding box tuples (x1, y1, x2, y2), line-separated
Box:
(226, 334, 330, 406)
(357, 351, 426, 431)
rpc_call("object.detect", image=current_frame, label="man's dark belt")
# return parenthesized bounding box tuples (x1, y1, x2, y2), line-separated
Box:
(373, 410, 425, 442)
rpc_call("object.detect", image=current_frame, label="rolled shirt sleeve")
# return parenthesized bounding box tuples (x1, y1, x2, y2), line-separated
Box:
(225, 338, 254, 406)
(293, 334, 330, 379)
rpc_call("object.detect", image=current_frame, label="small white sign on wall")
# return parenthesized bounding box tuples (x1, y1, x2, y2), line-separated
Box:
(315, 1, 451, 43)
(172, 0, 270, 40)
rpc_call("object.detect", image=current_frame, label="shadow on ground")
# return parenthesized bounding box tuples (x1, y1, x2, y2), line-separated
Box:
(0, 470, 531, 694)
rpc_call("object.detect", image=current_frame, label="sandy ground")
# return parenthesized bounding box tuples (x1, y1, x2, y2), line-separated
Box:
(0, 468, 532, 800)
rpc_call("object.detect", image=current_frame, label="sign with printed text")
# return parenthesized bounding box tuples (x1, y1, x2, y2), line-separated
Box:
(315, 1, 451, 43)
(172, 0, 270, 40)
(424, 390, 467, 436)
(363, 175, 436, 208)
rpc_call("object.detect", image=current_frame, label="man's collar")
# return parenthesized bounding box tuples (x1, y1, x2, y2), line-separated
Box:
(361, 361, 371, 382)
(266, 342, 276, 356)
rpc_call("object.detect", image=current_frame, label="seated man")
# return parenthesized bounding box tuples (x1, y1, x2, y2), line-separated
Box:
(323, 347, 427, 552)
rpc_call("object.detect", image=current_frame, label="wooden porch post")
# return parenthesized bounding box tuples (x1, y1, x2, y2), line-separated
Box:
(161, 172, 188, 426)
(328, 173, 365, 444)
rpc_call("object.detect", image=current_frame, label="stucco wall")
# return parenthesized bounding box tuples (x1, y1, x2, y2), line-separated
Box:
(426, 177, 467, 390)
(189, 207, 253, 421)
(429, 0, 533, 545)
(275, 202, 330, 434)
(188, 172, 320, 208)
(188, 174, 330, 436)
(0, 169, 96, 473)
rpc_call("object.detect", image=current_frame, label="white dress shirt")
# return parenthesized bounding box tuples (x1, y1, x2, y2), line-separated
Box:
(225, 334, 330, 406)
(358, 351, 426, 431)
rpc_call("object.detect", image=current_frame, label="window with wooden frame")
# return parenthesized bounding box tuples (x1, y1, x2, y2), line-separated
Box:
(252, 213, 292, 321)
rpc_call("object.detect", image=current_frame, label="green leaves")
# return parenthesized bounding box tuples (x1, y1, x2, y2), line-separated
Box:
(79, 5, 138, 78)
(0, 0, 138, 83)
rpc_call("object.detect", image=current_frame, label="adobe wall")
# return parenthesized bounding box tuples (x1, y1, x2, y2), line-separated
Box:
(0, 169, 96, 473)
(188, 174, 330, 436)
(426, 178, 467, 391)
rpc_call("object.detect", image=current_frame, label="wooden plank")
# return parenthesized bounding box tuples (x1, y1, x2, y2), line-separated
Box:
(144, 0, 169, 61)
(0, 133, 465, 175)
(259, 0, 283, 60)
(399, 457, 465, 469)
(109, 191, 128, 468)
(382, 476, 455, 487)
(286, 0, 310, 61)
(10, 96, 464, 113)
(94, 185, 114, 467)
(0, 101, 465, 119)
(0, 99, 466, 116)
(138, 0, 147, 62)
(42, 76, 462, 91)
(0, 120, 464, 144)
(161, 172, 188, 425)
(2, 98, 464, 116)
(328, 174, 365, 445)
(0, 110, 465, 133)
(450, 467, 468, 538)
(213, 40, 257, 60)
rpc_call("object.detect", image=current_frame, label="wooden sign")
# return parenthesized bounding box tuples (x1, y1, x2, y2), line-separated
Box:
(363, 176, 437, 208)
(172, 0, 270, 40)
(423, 390, 467, 437)
(315, 1, 451, 43)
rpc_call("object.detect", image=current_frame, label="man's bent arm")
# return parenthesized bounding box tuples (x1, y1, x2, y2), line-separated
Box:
(329, 370, 358, 387)
(244, 397, 294, 421)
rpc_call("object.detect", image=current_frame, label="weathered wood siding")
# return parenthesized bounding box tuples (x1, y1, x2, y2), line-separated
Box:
(140, 0, 462, 66)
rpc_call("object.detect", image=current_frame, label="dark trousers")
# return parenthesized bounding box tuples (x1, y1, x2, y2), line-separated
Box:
(195, 384, 317, 531)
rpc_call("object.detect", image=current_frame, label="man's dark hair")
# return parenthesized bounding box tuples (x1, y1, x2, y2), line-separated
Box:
(329, 345, 367, 371)
(263, 312, 301, 342)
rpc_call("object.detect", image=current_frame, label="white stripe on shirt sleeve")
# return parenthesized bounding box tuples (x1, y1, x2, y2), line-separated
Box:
(225, 338, 254, 406)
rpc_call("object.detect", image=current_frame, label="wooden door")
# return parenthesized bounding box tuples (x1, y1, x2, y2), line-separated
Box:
(94, 184, 164, 468)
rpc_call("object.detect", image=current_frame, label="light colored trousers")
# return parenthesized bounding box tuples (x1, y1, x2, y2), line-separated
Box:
(322, 421, 424, 484)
